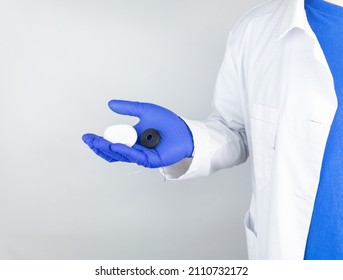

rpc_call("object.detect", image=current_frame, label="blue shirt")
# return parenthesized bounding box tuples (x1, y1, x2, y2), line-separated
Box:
(304, 0, 343, 259)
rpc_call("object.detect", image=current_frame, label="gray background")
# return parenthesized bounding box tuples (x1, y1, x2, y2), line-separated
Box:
(0, 0, 263, 259)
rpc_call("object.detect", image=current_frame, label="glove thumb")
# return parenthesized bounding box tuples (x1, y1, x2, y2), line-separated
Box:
(108, 100, 143, 118)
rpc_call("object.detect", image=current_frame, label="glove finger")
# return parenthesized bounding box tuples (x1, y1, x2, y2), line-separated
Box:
(108, 100, 143, 118)
(93, 138, 149, 167)
(89, 146, 118, 162)
(83, 134, 137, 163)
(82, 134, 118, 162)
(86, 137, 129, 161)
(82, 133, 100, 146)
(111, 144, 150, 166)
(93, 145, 132, 163)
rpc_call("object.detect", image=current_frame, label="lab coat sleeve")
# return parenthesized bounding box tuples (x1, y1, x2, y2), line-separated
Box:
(161, 32, 248, 179)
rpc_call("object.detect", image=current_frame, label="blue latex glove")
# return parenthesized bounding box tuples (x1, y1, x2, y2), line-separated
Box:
(82, 100, 194, 168)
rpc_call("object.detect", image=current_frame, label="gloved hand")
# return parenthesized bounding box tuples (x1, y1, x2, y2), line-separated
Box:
(82, 100, 194, 168)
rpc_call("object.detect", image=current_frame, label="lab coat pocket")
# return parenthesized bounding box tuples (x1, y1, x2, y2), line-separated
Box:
(250, 104, 279, 190)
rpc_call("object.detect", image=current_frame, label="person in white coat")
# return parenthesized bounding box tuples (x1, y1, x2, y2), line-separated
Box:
(83, 0, 343, 259)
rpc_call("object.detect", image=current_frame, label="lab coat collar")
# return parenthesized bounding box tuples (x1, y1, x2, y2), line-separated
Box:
(276, 0, 316, 40)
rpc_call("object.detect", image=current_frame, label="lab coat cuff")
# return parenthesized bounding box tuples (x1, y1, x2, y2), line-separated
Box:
(159, 118, 211, 180)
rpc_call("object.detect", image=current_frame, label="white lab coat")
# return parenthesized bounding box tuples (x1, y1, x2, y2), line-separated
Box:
(163, 0, 337, 259)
